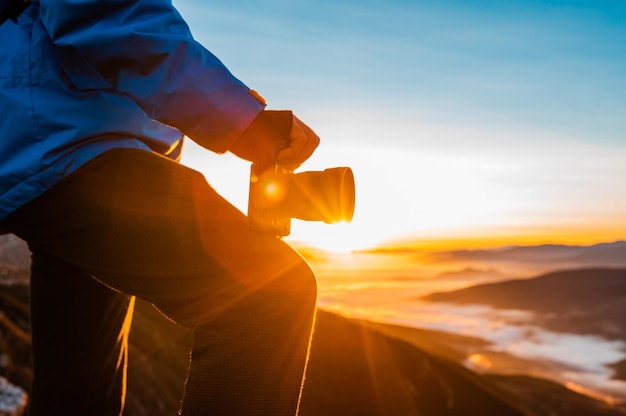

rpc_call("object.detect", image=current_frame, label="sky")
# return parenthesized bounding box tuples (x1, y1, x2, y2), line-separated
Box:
(176, 0, 626, 251)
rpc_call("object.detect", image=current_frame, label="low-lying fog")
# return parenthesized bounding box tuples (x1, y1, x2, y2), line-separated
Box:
(304, 246, 626, 404)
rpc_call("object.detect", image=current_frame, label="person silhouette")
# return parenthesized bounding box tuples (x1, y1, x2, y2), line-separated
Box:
(0, 1, 319, 415)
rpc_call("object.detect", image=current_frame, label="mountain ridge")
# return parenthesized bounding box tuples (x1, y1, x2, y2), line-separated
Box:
(422, 267, 626, 341)
(420, 241, 626, 266)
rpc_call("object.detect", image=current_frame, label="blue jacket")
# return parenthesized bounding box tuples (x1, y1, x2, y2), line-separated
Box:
(0, 0, 265, 221)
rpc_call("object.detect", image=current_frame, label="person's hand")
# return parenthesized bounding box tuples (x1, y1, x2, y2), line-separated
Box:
(229, 110, 320, 170)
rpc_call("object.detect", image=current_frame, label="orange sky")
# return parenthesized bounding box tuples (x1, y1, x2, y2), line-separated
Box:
(182, 138, 626, 253)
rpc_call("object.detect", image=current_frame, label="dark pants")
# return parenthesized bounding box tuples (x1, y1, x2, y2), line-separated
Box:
(5, 148, 317, 416)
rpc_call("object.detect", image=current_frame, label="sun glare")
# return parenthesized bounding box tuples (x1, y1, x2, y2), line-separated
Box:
(181, 127, 626, 256)
(288, 220, 388, 254)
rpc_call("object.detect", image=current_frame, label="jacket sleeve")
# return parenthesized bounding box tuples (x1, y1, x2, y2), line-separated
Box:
(39, 0, 265, 153)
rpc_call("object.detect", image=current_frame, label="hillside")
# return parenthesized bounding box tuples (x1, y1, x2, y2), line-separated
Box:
(300, 309, 528, 416)
(3, 281, 626, 415)
(2, 236, 626, 415)
(423, 268, 626, 341)
(126, 300, 530, 416)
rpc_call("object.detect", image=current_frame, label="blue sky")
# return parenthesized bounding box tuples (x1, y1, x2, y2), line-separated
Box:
(177, 0, 626, 250)
(177, 0, 626, 144)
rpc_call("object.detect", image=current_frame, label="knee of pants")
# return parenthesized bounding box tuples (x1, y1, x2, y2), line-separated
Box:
(278, 257, 318, 310)
(221, 246, 318, 312)
(157, 255, 317, 328)
(226, 255, 317, 323)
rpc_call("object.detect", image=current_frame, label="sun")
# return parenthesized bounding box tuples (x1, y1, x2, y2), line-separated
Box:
(287, 220, 387, 254)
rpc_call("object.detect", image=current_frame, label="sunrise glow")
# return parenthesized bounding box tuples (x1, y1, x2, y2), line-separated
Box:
(182, 133, 626, 254)
(177, 0, 626, 255)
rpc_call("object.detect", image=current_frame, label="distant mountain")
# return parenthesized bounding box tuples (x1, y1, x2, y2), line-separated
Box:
(573, 242, 626, 265)
(435, 266, 506, 281)
(422, 241, 626, 268)
(423, 268, 626, 341)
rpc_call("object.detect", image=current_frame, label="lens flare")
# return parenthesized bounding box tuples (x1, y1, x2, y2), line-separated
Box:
(259, 177, 287, 205)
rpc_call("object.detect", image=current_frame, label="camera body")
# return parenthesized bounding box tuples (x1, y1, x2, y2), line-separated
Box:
(248, 163, 355, 237)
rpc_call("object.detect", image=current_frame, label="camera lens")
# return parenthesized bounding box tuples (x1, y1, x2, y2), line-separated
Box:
(284, 167, 355, 224)
(248, 165, 356, 236)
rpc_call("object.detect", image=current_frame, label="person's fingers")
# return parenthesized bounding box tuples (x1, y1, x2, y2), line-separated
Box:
(231, 111, 319, 169)
(277, 116, 320, 167)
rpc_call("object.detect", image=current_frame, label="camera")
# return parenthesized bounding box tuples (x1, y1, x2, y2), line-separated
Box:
(248, 163, 355, 237)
